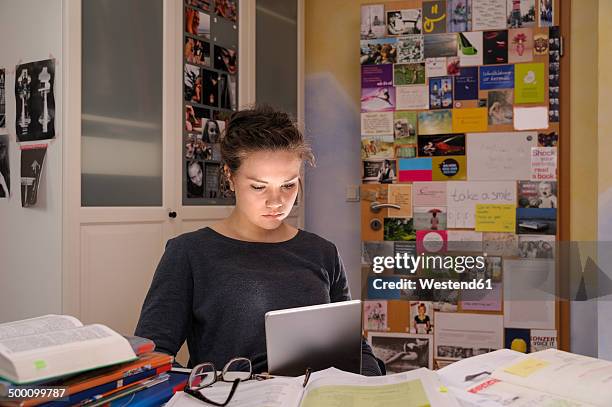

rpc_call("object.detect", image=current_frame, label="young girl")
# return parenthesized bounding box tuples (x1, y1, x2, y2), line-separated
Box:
(135, 106, 381, 375)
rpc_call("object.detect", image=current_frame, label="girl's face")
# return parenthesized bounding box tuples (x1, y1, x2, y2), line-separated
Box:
(230, 150, 301, 230)
(418, 306, 425, 316)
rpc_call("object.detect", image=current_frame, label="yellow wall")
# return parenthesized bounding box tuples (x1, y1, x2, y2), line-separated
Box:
(598, 0, 612, 210)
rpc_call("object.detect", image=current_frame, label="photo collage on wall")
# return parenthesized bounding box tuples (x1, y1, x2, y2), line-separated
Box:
(360, 0, 560, 372)
(183, 0, 238, 205)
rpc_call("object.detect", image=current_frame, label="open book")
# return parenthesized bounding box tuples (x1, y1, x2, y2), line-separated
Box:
(438, 348, 612, 407)
(166, 367, 461, 407)
(0, 315, 137, 384)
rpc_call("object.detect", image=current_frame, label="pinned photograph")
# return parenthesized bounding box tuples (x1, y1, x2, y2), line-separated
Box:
(360, 38, 398, 65)
(214, 0, 238, 22)
(214, 45, 238, 74)
(410, 301, 434, 334)
(518, 235, 555, 259)
(0, 134, 9, 198)
(362, 159, 397, 184)
(185, 0, 211, 12)
(205, 161, 222, 199)
(538, 131, 558, 147)
(418, 110, 453, 135)
(386, 9, 422, 35)
(429, 76, 453, 109)
(483, 30, 508, 65)
(184, 64, 202, 103)
(185, 104, 209, 132)
(202, 69, 219, 107)
(394, 63, 425, 86)
(509, 28, 534, 63)
(368, 332, 433, 372)
(361, 135, 395, 160)
(447, 57, 460, 75)
(185, 8, 211, 39)
(0, 69, 5, 129)
(186, 160, 205, 198)
(185, 37, 210, 66)
(384, 217, 415, 241)
(507, 0, 535, 28)
(20, 144, 47, 207)
(447, 0, 472, 32)
(397, 35, 424, 63)
(424, 34, 458, 58)
(516, 208, 556, 235)
(202, 118, 225, 143)
(533, 32, 549, 55)
(218, 73, 236, 110)
(422, 0, 447, 34)
(361, 86, 396, 112)
(363, 301, 388, 331)
(15, 59, 56, 142)
(487, 89, 514, 125)
(361, 4, 386, 39)
(418, 134, 465, 156)
(414, 207, 447, 230)
(539, 0, 554, 27)
(518, 180, 557, 208)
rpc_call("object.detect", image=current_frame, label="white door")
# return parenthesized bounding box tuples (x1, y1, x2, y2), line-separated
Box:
(62, 0, 304, 343)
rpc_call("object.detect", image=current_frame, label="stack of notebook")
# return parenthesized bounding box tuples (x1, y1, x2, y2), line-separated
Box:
(0, 315, 187, 406)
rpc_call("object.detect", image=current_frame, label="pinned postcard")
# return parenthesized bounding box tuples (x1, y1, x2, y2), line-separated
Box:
(483, 30, 508, 65)
(466, 132, 537, 180)
(515, 63, 545, 103)
(361, 4, 386, 39)
(531, 330, 557, 351)
(488, 90, 514, 126)
(533, 31, 549, 55)
(508, 28, 534, 63)
(393, 111, 418, 144)
(447, 230, 483, 252)
(432, 156, 466, 180)
(361, 86, 396, 112)
(422, 0, 448, 34)
(447, 56, 461, 75)
(457, 31, 483, 66)
(454, 67, 479, 100)
(461, 282, 502, 311)
(384, 217, 416, 241)
(362, 135, 395, 160)
(447, 181, 516, 228)
(417, 230, 448, 253)
(539, 0, 554, 27)
(418, 110, 453, 134)
(424, 34, 458, 58)
(452, 108, 487, 132)
(0, 134, 9, 198)
(531, 147, 557, 181)
(388, 184, 413, 218)
(429, 76, 454, 109)
(516, 208, 556, 235)
(473, 0, 507, 30)
(434, 313, 504, 361)
(413, 182, 447, 206)
(475, 203, 516, 232)
(396, 35, 425, 63)
(483, 232, 519, 256)
(394, 63, 426, 86)
(363, 301, 389, 331)
(418, 134, 466, 157)
(361, 112, 394, 136)
(20, 143, 47, 207)
(425, 57, 447, 77)
(399, 158, 433, 182)
(479, 65, 514, 90)
(514, 107, 548, 130)
(362, 64, 393, 88)
(518, 180, 557, 208)
(447, 0, 473, 32)
(396, 85, 429, 110)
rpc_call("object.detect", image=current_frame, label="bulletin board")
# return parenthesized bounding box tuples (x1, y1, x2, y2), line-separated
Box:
(182, 0, 238, 205)
(359, 0, 569, 373)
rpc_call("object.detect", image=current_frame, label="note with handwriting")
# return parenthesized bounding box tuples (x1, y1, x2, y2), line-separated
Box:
(466, 132, 537, 180)
(475, 204, 516, 232)
(447, 181, 516, 228)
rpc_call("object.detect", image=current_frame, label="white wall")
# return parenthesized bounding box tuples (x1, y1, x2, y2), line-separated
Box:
(0, 0, 63, 322)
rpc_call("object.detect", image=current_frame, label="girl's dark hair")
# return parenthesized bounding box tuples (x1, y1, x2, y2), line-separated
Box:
(220, 105, 315, 175)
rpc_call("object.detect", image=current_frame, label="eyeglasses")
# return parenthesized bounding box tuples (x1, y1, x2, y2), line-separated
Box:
(183, 357, 262, 406)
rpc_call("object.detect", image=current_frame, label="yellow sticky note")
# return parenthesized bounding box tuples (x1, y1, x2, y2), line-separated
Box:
(504, 358, 550, 378)
(452, 108, 488, 133)
(475, 204, 516, 232)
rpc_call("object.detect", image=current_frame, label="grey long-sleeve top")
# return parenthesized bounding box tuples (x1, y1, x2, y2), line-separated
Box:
(134, 227, 382, 376)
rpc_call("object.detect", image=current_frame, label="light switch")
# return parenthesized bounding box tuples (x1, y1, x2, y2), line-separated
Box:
(346, 185, 360, 202)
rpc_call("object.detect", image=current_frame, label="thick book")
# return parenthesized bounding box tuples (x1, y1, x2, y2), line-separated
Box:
(438, 348, 612, 407)
(0, 315, 137, 384)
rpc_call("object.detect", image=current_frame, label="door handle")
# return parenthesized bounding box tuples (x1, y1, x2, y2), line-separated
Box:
(168, 211, 177, 219)
(370, 201, 401, 213)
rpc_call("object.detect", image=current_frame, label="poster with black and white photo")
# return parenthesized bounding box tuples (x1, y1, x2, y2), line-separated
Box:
(15, 59, 55, 142)
(20, 143, 47, 207)
(0, 134, 9, 198)
(0, 68, 6, 129)
(367, 332, 433, 372)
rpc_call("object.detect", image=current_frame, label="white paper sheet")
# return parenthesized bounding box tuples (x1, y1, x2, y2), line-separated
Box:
(434, 313, 504, 361)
